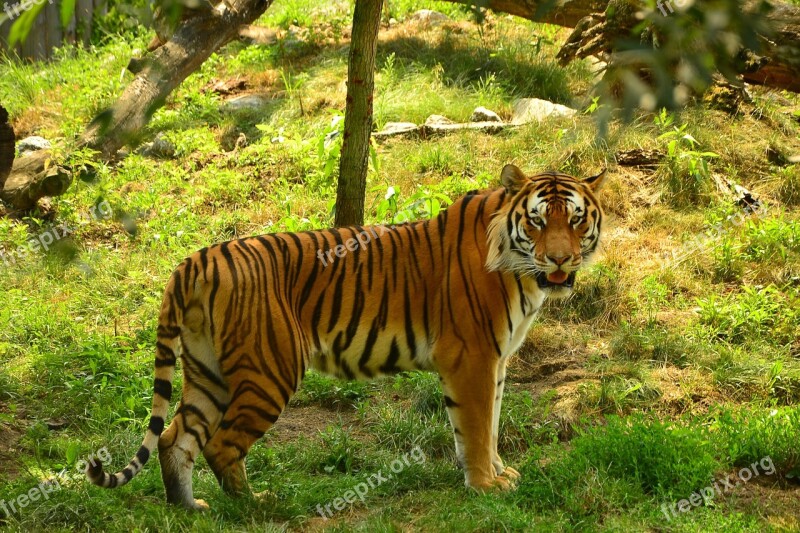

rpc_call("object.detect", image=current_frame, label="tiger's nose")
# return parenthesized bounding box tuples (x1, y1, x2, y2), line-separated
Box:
(547, 254, 570, 266)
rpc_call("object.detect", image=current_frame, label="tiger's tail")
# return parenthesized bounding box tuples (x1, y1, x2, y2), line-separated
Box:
(86, 272, 185, 488)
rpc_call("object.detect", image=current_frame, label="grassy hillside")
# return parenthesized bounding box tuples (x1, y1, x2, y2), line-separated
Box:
(1, 1, 799, 531)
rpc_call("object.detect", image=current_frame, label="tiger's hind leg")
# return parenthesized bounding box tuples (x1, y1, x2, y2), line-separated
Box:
(203, 352, 302, 497)
(158, 306, 229, 510)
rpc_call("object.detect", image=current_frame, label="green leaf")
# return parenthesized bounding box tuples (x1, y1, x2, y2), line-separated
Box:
(66, 442, 80, 465)
(8, 0, 47, 46)
(60, 0, 76, 28)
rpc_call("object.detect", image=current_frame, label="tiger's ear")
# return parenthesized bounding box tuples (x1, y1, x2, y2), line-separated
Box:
(501, 164, 528, 194)
(583, 169, 607, 192)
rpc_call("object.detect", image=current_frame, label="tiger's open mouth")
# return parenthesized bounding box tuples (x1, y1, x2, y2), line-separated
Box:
(536, 271, 576, 289)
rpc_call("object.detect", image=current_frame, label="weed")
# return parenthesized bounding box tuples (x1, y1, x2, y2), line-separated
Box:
(610, 322, 692, 367)
(655, 109, 718, 206)
(696, 284, 800, 346)
(711, 405, 800, 478)
(293, 370, 372, 408)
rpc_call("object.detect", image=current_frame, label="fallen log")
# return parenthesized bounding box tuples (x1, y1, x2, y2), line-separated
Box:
(1, 150, 72, 211)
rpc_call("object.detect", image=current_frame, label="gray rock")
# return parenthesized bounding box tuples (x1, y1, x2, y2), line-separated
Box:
(17, 136, 51, 156)
(410, 9, 450, 26)
(470, 106, 502, 123)
(511, 98, 577, 125)
(139, 133, 176, 158)
(424, 114, 454, 126)
(222, 94, 270, 111)
(584, 56, 607, 82)
(373, 122, 419, 139)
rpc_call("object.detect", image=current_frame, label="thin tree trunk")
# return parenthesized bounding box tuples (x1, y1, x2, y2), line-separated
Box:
(334, 0, 383, 228)
(0, 105, 14, 191)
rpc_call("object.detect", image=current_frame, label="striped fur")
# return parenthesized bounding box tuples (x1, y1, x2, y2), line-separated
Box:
(86, 164, 606, 508)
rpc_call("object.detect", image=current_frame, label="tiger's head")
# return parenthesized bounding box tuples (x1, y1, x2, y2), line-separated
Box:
(486, 164, 606, 299)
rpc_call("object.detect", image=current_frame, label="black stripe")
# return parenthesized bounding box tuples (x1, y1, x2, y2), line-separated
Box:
(153, 378, 172, 400)
(380, 338, 402, 374)
(148, 416, 165, 435)
(136, 445, 150, 465)
(444, 395, 459, 408)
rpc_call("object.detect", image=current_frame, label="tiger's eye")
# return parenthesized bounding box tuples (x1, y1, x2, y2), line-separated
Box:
(531, 216, 544, 226)
(570, 215, 582, 225)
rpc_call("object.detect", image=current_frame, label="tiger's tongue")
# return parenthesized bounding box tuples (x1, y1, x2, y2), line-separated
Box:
(547, 271, 569, 284)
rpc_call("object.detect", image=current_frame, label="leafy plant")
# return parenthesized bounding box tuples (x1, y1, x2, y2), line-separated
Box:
(656, 112, 718, 205)
(696, 284, 800, 346)
(373, 186, 452, 225)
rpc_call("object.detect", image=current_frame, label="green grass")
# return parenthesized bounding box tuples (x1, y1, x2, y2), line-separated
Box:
(1, 0, 800, 530)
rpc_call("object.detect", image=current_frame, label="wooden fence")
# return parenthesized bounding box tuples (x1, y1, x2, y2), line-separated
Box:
(0, 0, 105, 60)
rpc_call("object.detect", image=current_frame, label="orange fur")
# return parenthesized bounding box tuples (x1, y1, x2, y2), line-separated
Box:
(86, 165, 606, 508)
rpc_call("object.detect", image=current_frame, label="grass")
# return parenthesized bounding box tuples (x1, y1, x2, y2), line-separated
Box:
(1, 0, 800, 530)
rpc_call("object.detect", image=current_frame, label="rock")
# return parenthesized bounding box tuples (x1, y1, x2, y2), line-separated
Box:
(238, 25, 278, 46)
(208, 78, 247, 95)
(222, 94, 270, 111)
(470, 106, 502, 123)
(424, 114, 454, 126)
(410, 9, 450, 26)
(17, 136, 51, 156)
(46, 419, 68, 431)
(139, 133, 176, 158)
(584, 56, 607, 82)
(373, 122, 420, 139)
(511, 98, 577, 125)
(422, 121, 506, 136)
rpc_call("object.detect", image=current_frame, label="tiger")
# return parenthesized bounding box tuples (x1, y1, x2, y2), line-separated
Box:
(86, 164, 606, 510)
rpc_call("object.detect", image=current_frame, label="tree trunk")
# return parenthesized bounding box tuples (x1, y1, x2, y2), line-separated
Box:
(81, 0, 274, 159)
(0, 105, 14, 191)
(557, 0, 800, 93)
(739, 1, 800, 91)
(334, 0, 383, 228)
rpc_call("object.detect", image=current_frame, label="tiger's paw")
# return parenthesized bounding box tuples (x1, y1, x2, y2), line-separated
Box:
(468, 473, 518, 493)
(253, 489, 278, 502)
(499, 466, 521, 481)
(190, 498, 210, 511)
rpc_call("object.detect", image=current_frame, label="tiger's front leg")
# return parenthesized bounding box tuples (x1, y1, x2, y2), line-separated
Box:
(439, 352, 518, 492)
(491, 357, 520, 482)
